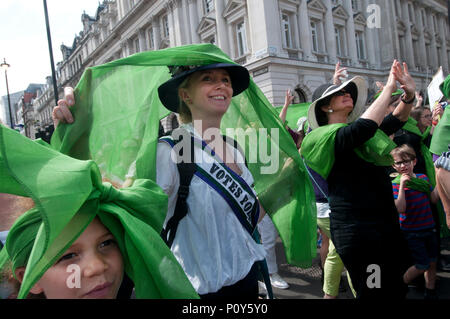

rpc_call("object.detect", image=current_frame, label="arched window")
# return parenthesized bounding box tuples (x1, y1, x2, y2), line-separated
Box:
(295, 88, 307, 103)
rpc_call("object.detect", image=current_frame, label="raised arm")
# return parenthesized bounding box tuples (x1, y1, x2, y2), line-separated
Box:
(52, 87, 75, 127)
(361, 60, 415, 125)
(279, 89, 294, 124)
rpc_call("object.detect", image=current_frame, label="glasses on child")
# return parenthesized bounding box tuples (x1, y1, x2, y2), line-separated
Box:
(393, 160, 413, 167)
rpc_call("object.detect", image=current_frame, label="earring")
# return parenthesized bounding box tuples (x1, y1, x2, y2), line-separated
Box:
(327, 108, 333, 113)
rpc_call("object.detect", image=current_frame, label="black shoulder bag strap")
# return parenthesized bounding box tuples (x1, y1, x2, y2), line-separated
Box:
(160, 133, 196, 248)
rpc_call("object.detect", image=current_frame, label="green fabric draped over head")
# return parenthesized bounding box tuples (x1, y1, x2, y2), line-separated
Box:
(50, 43, 317, 268)
(0, 125, 198, 299)
(301, 123, 396, 179)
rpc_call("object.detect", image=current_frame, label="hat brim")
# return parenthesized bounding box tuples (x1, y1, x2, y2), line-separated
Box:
(158, 63, 250, 112)
(307, 76, 367, 130)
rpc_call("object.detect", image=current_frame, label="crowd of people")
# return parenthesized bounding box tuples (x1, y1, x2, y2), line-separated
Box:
(1, 43, 449, 300)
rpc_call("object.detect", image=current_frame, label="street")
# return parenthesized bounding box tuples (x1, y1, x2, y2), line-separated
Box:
(271, 236, 450, 299)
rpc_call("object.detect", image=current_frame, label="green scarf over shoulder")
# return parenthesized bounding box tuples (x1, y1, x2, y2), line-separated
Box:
(301, 123, 396, 179)
(0, 125, 198, 299)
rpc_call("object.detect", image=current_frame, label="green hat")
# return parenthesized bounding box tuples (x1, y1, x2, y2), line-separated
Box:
(0, 125, 198, 299)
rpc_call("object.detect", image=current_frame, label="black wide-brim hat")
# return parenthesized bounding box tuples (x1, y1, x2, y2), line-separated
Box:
(158, 63, 250, 112)
(307, 76, 367, 130)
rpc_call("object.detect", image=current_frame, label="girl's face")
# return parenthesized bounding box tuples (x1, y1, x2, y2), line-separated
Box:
(392, 154, 416, 176)
(179, 68, 233, 120)
(27, 218, 124, 299)
(419, 109, 432, 128)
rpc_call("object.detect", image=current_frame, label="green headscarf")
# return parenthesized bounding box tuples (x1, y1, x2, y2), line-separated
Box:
(301, 123, 396, 179)
(0, 125, 198, 299)
(50, 44, 317, 268)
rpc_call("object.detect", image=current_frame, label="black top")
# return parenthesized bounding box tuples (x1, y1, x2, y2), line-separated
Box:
(328, 114, 406, 230)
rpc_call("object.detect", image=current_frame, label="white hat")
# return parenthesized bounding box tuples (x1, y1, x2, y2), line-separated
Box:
(307, 76, 367, 130)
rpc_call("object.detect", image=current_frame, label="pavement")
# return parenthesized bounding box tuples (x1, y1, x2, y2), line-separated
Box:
(267, 236, 450, 299)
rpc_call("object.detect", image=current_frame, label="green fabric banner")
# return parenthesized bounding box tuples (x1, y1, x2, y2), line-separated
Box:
(274, 103, 310, 130)
(51, 44, 317, 268)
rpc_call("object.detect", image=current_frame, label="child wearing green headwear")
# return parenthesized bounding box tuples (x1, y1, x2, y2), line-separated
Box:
(9, 215, 124, 299)
(0, 125, 199, 299)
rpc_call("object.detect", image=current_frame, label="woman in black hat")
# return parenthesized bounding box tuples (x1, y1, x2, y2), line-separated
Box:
(53, 63, 267, 299)
(302, 60, 417, 299)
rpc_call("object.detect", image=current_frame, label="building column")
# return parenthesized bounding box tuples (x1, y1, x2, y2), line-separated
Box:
(298, 0, 315, 61)
(188, 0, 200, 43)
(172, 0, 186, 45)
(152, 16, 161, 50)
(428, 12, 439, 70)
(323, 0, 337, 64)
(415, 7, 427, 71)
(166, 3, 176, 46)
(138, 28, 147, 52)
(379, 0, 397, 67)
(247, 0, 284, 58)
(342, 0, 359, 66)
(400, 0, 415, 69)
(362, 0, 377, 67)
(438, 14, 449, 72)
(215, 0, 230, 54)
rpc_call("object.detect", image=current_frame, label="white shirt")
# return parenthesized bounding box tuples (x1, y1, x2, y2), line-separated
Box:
(156, 124, 266, 295)
(316, 202, 331, 219)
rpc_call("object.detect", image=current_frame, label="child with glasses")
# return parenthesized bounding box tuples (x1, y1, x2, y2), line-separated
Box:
(390, 144, 440, 299)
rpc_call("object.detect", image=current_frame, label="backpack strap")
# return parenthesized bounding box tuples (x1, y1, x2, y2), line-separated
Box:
(159, 133, 196, 248)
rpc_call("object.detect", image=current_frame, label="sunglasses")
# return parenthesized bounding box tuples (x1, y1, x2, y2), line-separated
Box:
(333, 89, 350, 97)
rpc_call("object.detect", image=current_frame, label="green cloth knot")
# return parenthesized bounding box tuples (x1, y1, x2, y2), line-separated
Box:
(99, 182, 121, 202)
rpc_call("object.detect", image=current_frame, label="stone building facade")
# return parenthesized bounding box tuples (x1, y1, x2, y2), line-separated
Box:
(32, 0, 449, 138)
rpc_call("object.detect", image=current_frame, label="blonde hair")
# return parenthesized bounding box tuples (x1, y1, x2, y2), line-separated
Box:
(177, 76, 193, 124)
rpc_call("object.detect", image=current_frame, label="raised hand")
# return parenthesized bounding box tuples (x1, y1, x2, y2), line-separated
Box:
(52, 87, 75, 127)
(393, 61, 415, 99)
(333, 61, 348, 85)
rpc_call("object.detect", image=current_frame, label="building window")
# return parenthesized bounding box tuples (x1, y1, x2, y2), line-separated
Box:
(282, 13, 292, 48)
(335, 27, 343, 56)
(351, 0, 359, 12)
(311, 21, 319, 52)
(432, 15, 438, 32)
(355, 31, 366, 60)
(134, 38, 140, 53)
(204, 0, 214, 14)
(162, 15, 169, 38)
(148, 28, 154, 49)
(236, 21, 248, 56)
(420, 9, 426, 27)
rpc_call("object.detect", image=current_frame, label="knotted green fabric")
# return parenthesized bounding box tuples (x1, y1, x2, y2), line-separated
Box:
(301, 123, 396, 179)
(392, 175, 432, 195)
(0, 125, 198, 299)
(50, 43, 317, 268)
(401, 117, 435, 184)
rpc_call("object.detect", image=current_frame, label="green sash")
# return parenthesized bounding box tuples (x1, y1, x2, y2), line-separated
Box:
(301, 123, 396, 179)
